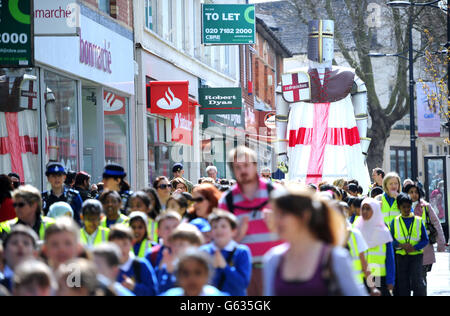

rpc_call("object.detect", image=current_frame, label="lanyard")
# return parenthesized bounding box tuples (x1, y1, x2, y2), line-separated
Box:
(399, 217, 414, 244)
(82, 229, 98, 245)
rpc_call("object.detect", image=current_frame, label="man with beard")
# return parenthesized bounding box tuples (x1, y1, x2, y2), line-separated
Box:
(218, 146, 282, 296)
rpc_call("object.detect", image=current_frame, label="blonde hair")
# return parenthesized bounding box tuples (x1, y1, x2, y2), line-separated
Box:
(382, 172, 401, 194)
(12, 185, 42, 215)
(333, 178, 347, 189)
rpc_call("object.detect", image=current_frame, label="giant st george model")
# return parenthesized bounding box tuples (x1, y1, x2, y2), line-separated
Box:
(276, 20, 371, 190)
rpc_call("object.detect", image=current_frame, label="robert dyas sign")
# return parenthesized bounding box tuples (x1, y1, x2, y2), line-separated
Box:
(199, 87, 242, 115)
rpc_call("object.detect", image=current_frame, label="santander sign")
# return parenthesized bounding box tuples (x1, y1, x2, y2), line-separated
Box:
(79, 31, 112, 74)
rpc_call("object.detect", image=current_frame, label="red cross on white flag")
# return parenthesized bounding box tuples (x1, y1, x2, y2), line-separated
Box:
(282, 72, 311, 103)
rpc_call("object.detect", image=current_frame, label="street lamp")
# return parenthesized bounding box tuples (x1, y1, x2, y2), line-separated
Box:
(370, 0, 448, 182)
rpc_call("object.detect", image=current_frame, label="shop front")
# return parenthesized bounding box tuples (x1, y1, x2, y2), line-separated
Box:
(0, 4, 135, 190)
(136, 50, 201, 188)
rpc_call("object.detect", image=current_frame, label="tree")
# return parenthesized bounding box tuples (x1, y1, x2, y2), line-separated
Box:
(286, 0, 446, 172)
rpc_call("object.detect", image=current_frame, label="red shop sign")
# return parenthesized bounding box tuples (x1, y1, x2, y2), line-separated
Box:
(171, 99, 198, 146)
(147, 81, 189, 118)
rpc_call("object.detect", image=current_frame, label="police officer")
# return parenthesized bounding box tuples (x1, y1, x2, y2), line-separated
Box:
(42, 163, 83, 226)
(102, 164, 133, 214)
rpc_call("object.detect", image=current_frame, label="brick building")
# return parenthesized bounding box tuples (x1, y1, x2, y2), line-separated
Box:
(240, 16, 292, 173)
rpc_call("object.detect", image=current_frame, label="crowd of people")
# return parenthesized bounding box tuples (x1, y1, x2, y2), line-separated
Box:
(0, 146, 448, 296)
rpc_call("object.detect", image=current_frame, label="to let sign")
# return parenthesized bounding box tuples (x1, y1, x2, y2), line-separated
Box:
(202, 4, 255, 45)
(199, 87, 242, 115)
(0, 0, 34, 67)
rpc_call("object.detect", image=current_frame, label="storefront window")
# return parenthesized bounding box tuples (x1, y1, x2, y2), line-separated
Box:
(147, 115, 171, 183)
(0, 68, 40, 186)
(104, 90, 129, 172)
(43, 70, 79, 174)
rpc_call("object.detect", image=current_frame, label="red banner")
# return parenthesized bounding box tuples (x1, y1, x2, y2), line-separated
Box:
(148, 81, 189, 118)
(171, 99, 197, 146)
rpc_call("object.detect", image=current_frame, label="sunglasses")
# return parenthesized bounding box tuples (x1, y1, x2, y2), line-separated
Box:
(13, 202, 27, 208)
(193, 197, 205, 203)
(158, 184, 172, 189)
(262, 175, 271, 178)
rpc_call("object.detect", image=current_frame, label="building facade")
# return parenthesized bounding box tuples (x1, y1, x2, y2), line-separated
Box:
(133, 0, 242, 188)
(0, 0, 135, 190)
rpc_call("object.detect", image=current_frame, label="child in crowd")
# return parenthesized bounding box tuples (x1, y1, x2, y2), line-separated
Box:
(390, 193, 428, 296)
(160, 248, 228, 296)
(47, 202, 74, 220)
(166, 193, 189, 219)
(55, 258, 101, 296)
(108, 224, 158, 296)
(12, 259, 55, 296)
(99, 191, 129, 228)
(129, 191, 158, 243)
(355, 198, 395, 296)
(157, 223, 204, 293)
(146, 211, 181, 269)
(42, 217, 83, 270)
(80, 200, 110, 249)
(200, 210, 252, 296)
(349, 197, 364, 225)
(0, 225, 39, 291)
(92, 243, 135, 296)
(129, 212, 154, 258)
(190, 217, 212, 244)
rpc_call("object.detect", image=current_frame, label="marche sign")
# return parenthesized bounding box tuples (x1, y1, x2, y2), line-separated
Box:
(202, 4, 255, 45)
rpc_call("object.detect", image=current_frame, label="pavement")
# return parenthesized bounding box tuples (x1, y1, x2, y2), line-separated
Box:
(427, 249, 450, 296)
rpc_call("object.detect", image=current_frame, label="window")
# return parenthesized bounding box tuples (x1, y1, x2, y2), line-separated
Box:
(44, 71, 79, 177)
(390, 147, 411, 181)
(145, 0, 157, 31)
(437, 146, 440, 155)
(99, 0, 110, 14)
(429, 145, 433, 154)
(0, 68, 41, 187)
(103, 90, 129, 173)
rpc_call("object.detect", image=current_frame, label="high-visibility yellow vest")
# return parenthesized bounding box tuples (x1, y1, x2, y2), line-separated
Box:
(135, 239, 153, 258)
(100, 214, 129, 228)
(393, 215, 423, 256)
(365, 244, 387, 277)
(381, 195, 401, 228)
(352, 216, 361, 228)
(148, 220, 158, 243)
(0, 216, 55, 240)
(80, 227, 110, 247)
(347, 231, 364, 284)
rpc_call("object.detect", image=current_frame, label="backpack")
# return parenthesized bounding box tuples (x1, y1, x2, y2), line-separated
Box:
(423, 206, 438, 245)
(225, 182, 274, 214)
(149, 245, 162, 268)
(321, 246, 343, 296)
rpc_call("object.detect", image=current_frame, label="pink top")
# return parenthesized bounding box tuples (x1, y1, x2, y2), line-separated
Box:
(218, 178, 283, 263)
(413, 200, 446, 265)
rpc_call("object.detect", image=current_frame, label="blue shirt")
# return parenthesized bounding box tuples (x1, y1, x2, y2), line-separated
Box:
(199, 241, 252, 296)
(385, 242, 396, 286)
(117, 255, 159, 296)
(390, 216, 429, 252)
(384, 193, 395, 207)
